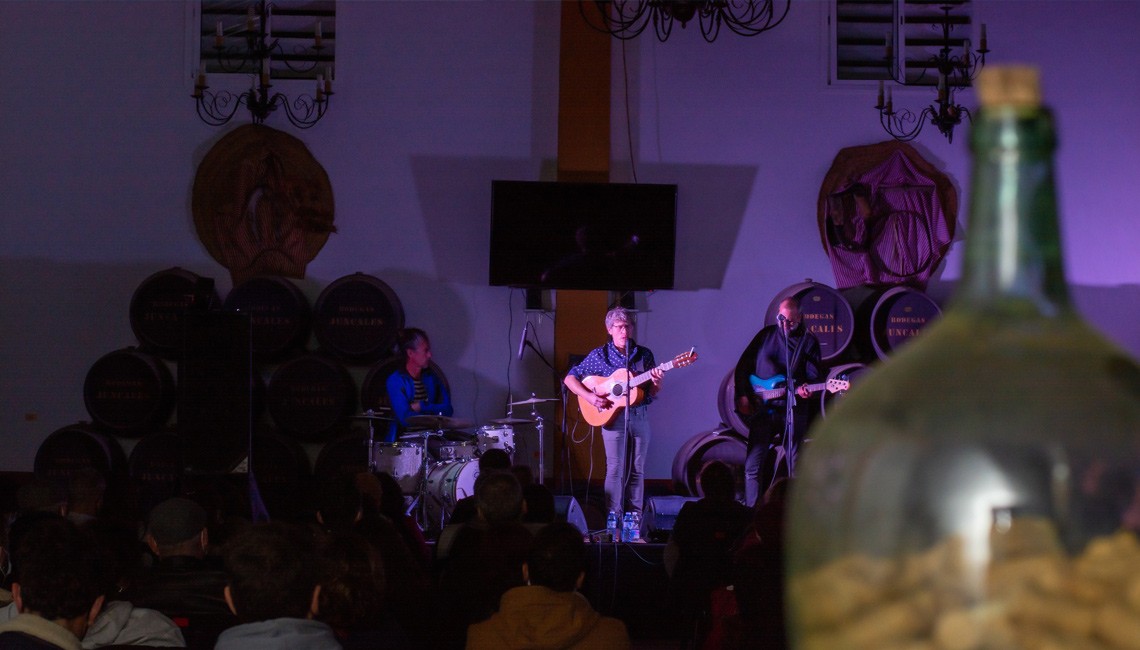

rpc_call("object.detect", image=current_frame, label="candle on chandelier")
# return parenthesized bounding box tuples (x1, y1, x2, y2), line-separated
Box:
(261, 59, 270, 87)
(215, 21, 224, 48)
(315, 22, 323, 47)
(886, 85, 893, 113)
(980, 23, 987, 50)
(325, 66, 333, 93)
(316, 74, 325, 101)
(265, 6, 272, 39)
(877, 81, 884, 108)
(885, 34, 893, 62)
(246, 7, 255, 33)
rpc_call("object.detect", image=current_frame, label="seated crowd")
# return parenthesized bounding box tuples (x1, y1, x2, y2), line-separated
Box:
(0, 458, 783, 649)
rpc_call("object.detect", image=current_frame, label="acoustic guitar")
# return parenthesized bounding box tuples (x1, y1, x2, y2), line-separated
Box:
(578, 349, 698, 427)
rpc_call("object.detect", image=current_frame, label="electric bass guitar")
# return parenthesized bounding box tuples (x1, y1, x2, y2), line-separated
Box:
(578, 349, 699, 427)
(750, 374, 850, 404)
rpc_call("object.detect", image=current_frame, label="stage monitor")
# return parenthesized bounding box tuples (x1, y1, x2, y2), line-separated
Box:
(489, 180, 677, 291)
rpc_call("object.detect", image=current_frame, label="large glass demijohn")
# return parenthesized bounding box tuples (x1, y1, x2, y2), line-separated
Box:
(787, 66, 1140, 649)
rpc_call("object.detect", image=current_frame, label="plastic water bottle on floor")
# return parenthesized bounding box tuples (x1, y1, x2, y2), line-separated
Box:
(630, 511, 641, 542)
(621, 511, 633, 542)
(606, 511, 617, 542)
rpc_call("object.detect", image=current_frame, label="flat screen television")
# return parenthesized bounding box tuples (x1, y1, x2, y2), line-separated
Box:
(489, 180, 677, 291)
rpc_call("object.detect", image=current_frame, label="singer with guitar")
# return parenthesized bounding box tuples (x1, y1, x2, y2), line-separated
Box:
(565, 307, 664, 522)
(734, 296, 825, 506)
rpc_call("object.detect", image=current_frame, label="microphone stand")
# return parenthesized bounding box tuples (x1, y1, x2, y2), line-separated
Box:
(778, 318, 796, 491)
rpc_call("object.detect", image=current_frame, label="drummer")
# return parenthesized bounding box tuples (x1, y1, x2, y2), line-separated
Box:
(386, 327, 454, 442)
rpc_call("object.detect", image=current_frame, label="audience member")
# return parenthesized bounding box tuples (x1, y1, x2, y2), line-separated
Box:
(64, 469, 106, 527)
(466, 521, 629, 650)
(316, 531, 410, 650)
(0, 518, 104, 649)
(367, 472, 430, 568)
(666, 461, 752, 643)
(313, 473, 432, 649)
(121, 497, 236, 648)
(729, 477, 791, 650)
(447, 449, 513, 527)
(521, 483, 556, 525)
(434, 471, 534, 649)
(215, 521, 341, 649)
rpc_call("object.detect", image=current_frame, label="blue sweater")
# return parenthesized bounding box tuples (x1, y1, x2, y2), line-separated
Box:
(385, 367, 453, 442)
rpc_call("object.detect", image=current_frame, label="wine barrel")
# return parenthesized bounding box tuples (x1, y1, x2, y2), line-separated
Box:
(129, 267, 219, 359)
(670, 428, 747, 498)
(765, 280, 855, 362)
(313, 273, 404, 365)
(34, 423, 128, 498)
(818, 362, 874, 418)
(248, 430, 312, 521)
(223, 275, 312, 362)
(360, 356, 450, 414)
(83, 348, 176, 437)
(266, 353, 356, 442)
(313, 433, 372, 483)
(128, 430, 188, 517)
(717, 370, 749, 437)
(868, 286, 941, 359)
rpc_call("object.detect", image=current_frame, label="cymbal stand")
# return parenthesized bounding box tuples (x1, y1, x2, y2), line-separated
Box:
(529, 402, 545, 486)
(364, 410, 378, 472)
(410, 426, 445, 532)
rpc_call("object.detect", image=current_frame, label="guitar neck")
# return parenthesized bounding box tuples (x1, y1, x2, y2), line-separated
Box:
(756, 380, 829, 400)
(628, 360, 674, 388)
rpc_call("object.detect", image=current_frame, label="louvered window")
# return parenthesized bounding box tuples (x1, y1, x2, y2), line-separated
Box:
(197, 1, 336, 81)
(829, 0, 977, 87)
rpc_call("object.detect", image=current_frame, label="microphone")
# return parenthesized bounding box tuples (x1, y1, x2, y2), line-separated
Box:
(777, 314, 786, 323)
(517, 321, 530, 360)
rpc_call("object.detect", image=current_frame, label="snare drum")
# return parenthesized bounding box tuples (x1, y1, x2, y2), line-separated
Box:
(424, 459, 480, 527)
(435, 441, 478, 462)
(476, 425, 516, 457)
(372, 442, 424, 494)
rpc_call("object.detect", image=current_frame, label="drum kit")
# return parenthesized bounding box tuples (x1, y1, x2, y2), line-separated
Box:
(349, 393, 557, 531)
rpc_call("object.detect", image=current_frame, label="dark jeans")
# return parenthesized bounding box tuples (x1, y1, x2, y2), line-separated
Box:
(744, 403, 810, 507)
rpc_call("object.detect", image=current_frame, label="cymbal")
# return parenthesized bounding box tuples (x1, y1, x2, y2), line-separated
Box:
(489, 417, 533, 425)
(398, 432, 442, 440)
(406, 414, 473, 430)
(351, 411, 393, 420)
(510, 396, 557, 406)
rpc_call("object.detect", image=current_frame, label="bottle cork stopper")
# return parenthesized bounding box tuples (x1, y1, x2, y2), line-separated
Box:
(976, 65, 1041, 108)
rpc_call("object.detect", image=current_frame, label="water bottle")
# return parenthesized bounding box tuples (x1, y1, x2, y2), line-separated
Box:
(621, 511, 633, 542)
(605, 510, 617, 542)
(630, 511, 641, 542)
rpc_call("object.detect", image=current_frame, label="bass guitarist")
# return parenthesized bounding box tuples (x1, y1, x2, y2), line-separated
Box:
(565, 307, 664, 522)
(734, 296, 825, 506)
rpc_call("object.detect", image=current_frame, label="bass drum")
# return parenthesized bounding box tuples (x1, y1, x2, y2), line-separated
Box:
(424, 459, 479, 529)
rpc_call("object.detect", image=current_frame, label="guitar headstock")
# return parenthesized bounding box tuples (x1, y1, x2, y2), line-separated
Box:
(826, 378, 851, 394)
(672, 350, 698, 368)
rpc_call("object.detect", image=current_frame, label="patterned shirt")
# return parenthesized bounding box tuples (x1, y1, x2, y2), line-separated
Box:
(566, 340, 658, 410)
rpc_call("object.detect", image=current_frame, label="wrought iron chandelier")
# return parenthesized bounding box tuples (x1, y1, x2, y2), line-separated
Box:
(875, 4, 988, 143)
(192, 1, 333, 129)
(580, 0, 790, 42)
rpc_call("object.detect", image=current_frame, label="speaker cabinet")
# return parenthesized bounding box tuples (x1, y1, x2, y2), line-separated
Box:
(553, 495, 589, 536)
(644, 495, 700, 542)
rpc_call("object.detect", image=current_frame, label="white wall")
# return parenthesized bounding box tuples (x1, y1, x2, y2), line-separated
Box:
(2, 1, 1138, 481)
